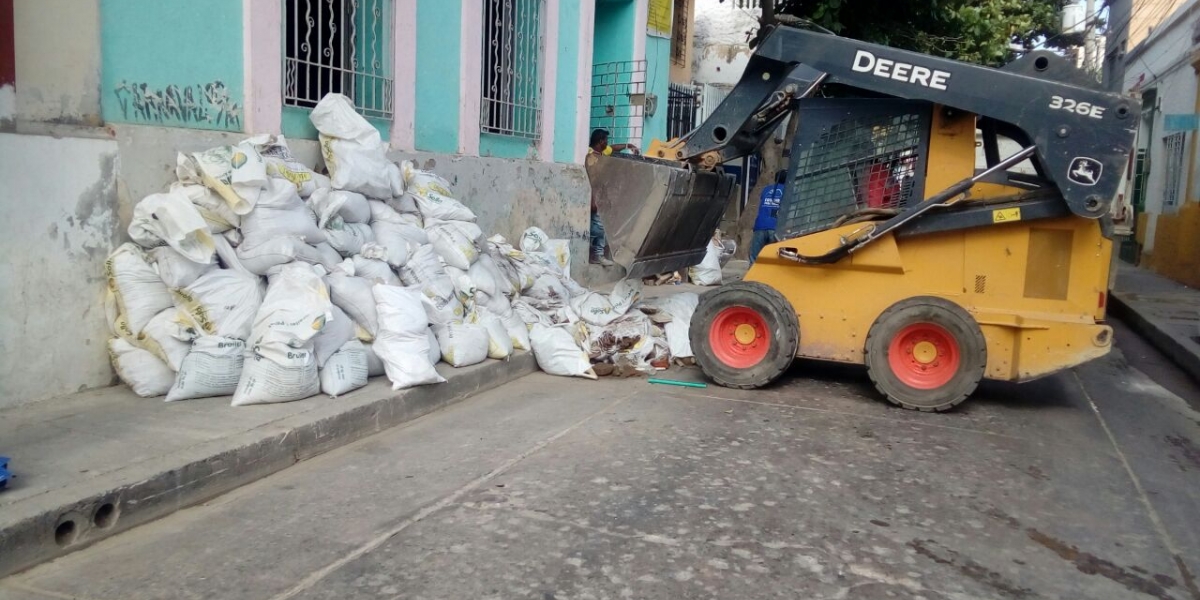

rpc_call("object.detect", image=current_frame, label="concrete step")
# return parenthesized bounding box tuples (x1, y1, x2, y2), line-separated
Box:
(0, 353, 537, 578)
(1109, 262, 1200, 383)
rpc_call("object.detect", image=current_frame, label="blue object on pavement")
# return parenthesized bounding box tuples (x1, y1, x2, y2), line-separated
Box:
(0, 456, 9, 490)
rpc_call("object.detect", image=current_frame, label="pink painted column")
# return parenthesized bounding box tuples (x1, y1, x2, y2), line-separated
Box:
(574, 0, 596, 164)
(391, 0, 417, 150)
(633, 0, 648, 147)
(243, 0, 282, 134)
(458, 0, 483, 155)
(633, 0, 647, 64)
(537, 0, 559, 162)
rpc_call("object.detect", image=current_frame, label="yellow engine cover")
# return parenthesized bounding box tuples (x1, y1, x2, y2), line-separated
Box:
(746, 105, 1114, 382)
(746, 216, 1113, 382)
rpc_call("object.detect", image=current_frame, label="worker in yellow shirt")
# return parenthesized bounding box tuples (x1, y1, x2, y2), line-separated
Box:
(588, 129, 638, 265)
(588, 128, 640, 156)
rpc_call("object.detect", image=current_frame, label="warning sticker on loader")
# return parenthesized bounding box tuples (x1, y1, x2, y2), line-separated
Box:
(992, 208, 1021, 223)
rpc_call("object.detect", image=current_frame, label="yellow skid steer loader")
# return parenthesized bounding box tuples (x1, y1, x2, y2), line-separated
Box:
(586, 25, 1139, 411)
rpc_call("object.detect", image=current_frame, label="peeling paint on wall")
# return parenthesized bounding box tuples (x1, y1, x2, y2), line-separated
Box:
(68, 152, 122, 261)
(1, 133, 122, 408)
(691, 0, 756, 86)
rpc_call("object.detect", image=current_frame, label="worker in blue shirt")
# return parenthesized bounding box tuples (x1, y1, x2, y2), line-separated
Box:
(750, 170, 786, 265)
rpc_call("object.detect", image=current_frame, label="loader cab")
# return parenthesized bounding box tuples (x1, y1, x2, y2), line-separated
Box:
(775, 98, 1052, 242)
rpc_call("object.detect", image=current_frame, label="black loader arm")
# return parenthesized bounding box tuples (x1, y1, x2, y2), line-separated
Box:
(684, 26, 1140, 219)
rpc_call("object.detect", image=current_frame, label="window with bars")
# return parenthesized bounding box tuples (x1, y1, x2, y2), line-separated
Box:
(671, 0, 688, 67)
(1132, 148, 1149, 212)
(1163, 131, 1186, 210)
(283, 0, 394, 120)
(481, 0, 544, 139)
(590, 60, 646, 146)
(666, 82, 698, 139)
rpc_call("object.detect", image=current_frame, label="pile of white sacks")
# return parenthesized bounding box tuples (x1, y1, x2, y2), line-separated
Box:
(103, 94, 698, 406)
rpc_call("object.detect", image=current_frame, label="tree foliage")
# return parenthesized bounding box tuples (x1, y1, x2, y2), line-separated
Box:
(757, 0, 1070, 67)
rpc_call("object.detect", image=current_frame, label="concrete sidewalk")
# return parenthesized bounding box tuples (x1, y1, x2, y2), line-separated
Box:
(0, 264, 738, 578)
(0, 353, 538, 578)
(1109, 261, 1200, 383)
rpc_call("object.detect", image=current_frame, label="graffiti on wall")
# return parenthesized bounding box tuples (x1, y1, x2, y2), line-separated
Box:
(112, 80, 241, 129)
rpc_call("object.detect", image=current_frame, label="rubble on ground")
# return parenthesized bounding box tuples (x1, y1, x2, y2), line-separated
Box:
(103, 93, 704, 405)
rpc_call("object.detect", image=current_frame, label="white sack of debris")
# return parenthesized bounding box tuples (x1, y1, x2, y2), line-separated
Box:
(100, 92, 723, 402)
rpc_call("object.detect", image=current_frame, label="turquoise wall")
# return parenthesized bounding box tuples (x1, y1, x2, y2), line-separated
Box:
(408, 0, 589, 162)
(590, 2, 672, 150)
(101, 0, 244, 131)
(643, 35, 670, 147)
(97, 0, 588, 160)
(282, 108, 391, 141)
(593, 1, 635, 65)
(480, 134, 533, 159)
(553, 0, 585, 163)
(590, 1, 638, 146)
(415, 0, 461, 153)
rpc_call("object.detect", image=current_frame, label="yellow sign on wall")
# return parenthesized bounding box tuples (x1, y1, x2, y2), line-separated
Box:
(648, 0, 672, 38)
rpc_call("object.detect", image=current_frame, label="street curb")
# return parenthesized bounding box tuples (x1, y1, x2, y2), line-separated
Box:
(0, 353, 537, 578)
(1109, 290, 1200, 383)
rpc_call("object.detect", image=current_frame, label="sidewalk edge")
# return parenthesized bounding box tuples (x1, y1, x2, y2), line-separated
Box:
(0, 354, 537, 578)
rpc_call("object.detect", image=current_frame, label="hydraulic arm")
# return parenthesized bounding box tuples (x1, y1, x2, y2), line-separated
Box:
(684, 26, 1137, 218)
(589, 24, 1138, 278)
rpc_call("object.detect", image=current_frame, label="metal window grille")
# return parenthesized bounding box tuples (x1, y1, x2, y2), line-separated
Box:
(666, 82, 699, 139)
(284, 0, 394, 120)
(779, 102, 930, 239)
(1132, 148, 1149, 212)
(590, 60, 646, 146)
(699, 83, 732, 122)
(671, 0, 688, 67)
(1163, 132, 1186, 209)
(481, 0, 544, 139)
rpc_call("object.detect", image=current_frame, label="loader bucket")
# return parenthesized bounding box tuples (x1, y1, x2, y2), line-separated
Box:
(586, 153, 736, 280)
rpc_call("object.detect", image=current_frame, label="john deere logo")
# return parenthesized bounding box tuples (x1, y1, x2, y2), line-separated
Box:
(1067, 157, 1102, 186)
(231, 152, 247, 168)
(312, 315, 327, 330)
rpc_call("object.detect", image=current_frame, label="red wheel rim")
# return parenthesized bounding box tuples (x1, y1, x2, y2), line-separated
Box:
(709, 306, 771, 368)
(887, 323, 960, 390)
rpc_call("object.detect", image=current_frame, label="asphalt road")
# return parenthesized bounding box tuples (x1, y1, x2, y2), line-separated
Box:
(3, 317, 1199, 600)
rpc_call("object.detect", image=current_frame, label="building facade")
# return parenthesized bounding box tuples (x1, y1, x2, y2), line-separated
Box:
(587, 0, 696, 147)
(1122, 0, 1200, 286)
(0, 0, 695, 407)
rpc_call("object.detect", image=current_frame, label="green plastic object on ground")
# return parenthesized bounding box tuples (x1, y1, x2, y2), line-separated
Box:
(648, 378, 708, 389)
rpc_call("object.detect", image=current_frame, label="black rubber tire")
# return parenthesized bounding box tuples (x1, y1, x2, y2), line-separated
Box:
(863, 297, 987, 412)
(690, 281, 800, 389)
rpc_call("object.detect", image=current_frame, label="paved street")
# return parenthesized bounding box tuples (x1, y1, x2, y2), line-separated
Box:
(3, 317, 1200, 600)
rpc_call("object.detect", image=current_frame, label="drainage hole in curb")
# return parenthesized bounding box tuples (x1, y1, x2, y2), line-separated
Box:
(93, 503, 117, 529)
(55, 520, 78, 547)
